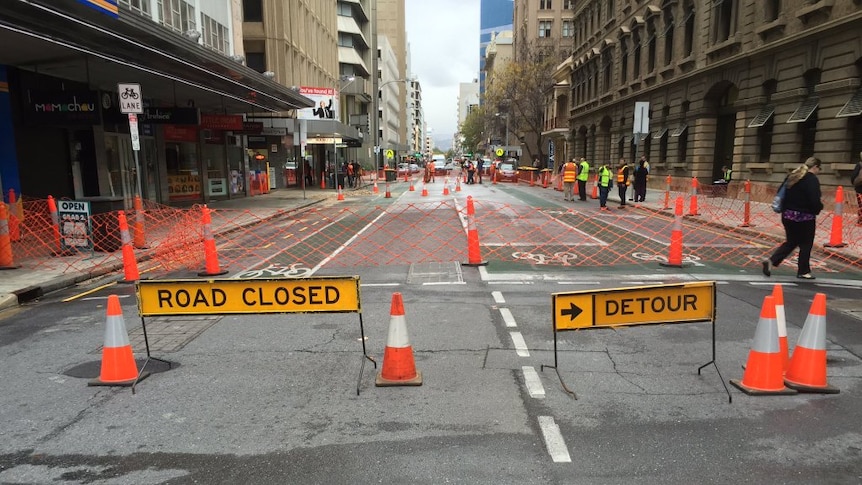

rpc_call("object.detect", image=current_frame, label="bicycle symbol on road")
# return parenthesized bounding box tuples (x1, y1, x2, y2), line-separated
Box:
(233, 263, 312, 279)
(632, 251, 705, 266)
(512, 251, 578, 265)
(120, 87, 139, 100)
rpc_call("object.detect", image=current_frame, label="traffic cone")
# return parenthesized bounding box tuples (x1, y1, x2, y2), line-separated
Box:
(373, 177, 379, 194)
(590, 174, 598, 199)
(320, 174, 326, 190)
(442, 179, 450, 196)
(197, 205, 228, 277)
(118, 211, 140, 283)
(89, 295, 149, 387)
(785, 293, 839, 393)
(133, 196, 148, 249)
(688, 177, 700, 216)
(464, 196, 487, 266)
(0, 202, 20, 270)
(384, 181, 391, 198)
(455, 176, 461, 192)
(772, 284, 789, 373)
(376, 292, 422, 386)
(409, 178, 415, 191)
(7, 189, 20, 242)
(47, 195, 62, 255)
(662, 175, 671, 210)
(659, 197, 687, 268)
(337, 185, 345, 201)
(421, 182, 428, 197)
(824, 187, 847, 248)
(730, 295, 796, 395)
(542, 171, 548, 188)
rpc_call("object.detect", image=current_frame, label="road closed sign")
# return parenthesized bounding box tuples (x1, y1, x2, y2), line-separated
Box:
(552, 281, 715, 330)
(137, 276, 361, 316)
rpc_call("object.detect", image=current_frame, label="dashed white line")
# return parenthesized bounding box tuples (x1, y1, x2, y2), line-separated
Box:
(361, 283, 400, 287)
(522, 366, 546, 399)
(510, 331, 530, 357)
(499, 308, 517, 327)
(538, 416, 572, 463)
(492, 291, 505, 303)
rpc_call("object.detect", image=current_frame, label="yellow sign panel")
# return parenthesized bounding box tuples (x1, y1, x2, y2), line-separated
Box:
(385, 149, 395, 159)
(136, 277, 361, 316)
(552, 282, 715, 330)
(495, 148, 504, 156)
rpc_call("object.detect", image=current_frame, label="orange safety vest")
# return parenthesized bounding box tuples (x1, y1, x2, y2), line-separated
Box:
(562, 162, 577, 183)
(617, 167, 629, 186)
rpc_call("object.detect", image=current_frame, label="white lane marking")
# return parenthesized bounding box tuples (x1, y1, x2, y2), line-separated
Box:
(362, 283, 400, 287)
(500, 308, 517, 327)
(422, 282, 467, 286)
(817, 283, 862, 289)
(488, 281, 533, 285)
(510, 331, 530, 357)
(556, 281, 600, 285)
(749, 282, 797, 287)
(522, 366, 545, 399)
(311, 209, 390, 274)
(492, 291, 505, 303)
(538, 416, 572, 463)
(80, 295, 131, 301)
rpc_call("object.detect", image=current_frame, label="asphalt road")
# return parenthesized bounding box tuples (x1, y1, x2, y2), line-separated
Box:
(1, 183, 861, 484)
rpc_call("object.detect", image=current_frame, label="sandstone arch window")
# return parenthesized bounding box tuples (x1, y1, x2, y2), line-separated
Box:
(787, 70, 820, 160)
(620, 41, 629, 84)
(602, 49, 613, 92)
(646, 18, 657, 73)
(711, 0, 736, 44)
(765, 0, 780, 22)
(607, 0, 615, 20)
(663, 8, 675, 66)
(632, 28, 642, 79)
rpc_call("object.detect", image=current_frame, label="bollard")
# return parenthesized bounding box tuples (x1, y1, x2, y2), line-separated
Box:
(0, 202, 20, 270)
(740, 180, 752, 228)
(660, 197, 686, 268)
(663, 175, 671, 210)
(117, 211, 141, 283)
(688, 177, 700, 216)
(824, 186, 847, 248)
(463, 196, 487, 266)
(133, 196, 148, 249)
(198, 205, 228, 277)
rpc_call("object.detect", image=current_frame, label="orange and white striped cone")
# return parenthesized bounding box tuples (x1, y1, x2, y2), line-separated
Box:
(464, 196, 487, 266)
(772, 284, 789, 373)
(337, 185, 345, 201)
(455, 176, 461, 192)
(688, 177, 700, 216)
(47, 195, 63, 255)
(824, 186, 847, 248)
(0, 202, 20, 270)
(373, 177, 379, 194)
(7, 189, 20, 242)
(384, 181, 391, 198)
(89, 295, 149, 387)
(198, 205, 228, 277)
(376, 292, 422, 386)
(662, 175, 671, 210)
(133, 196, 148, 249)
(118, 211, 141, 283)
(730, 295, 796, 395)
(660, 197, 687, 268)
(421, 182, 428, 197)
(785, 293, 839, 393)
(409, 178, 415, 191)
(590, 175, 598, 199)
(740, 180, 752, 227)
(442, 178, 450, 196)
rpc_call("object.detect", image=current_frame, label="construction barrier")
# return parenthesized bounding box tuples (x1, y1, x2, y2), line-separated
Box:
(133, 196, 148, 249)
(198, 205, 228, 277)
(660, 197, 686, 268)
(688, 177, 700, 216)
(740, 180, 752, 228)
(824, 186, 847, 248)
(464, 196, 487, 266)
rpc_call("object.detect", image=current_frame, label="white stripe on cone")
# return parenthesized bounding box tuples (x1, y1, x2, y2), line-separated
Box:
(386, 314, 410, 348)
(104, 314, 131, 348)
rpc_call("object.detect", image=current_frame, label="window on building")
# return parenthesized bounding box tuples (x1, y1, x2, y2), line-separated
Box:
(658, 130, 669, 163)
(620, 41, 628, 84)
(663, 10, 675, 66)
(618, 136, 626, 160)
(202, 14, 230, 54)
(765, 0, 780, 22)
(646, 20, 657, 73)
(712, 0, 735, 44)
(678, 129, 689, 164)
(750, 80, 777, 162)
(540, 0, 553, 9)
(242, 0, 262, 22)
(607, 0, 615, 20)
(683, 4, 695, 57)
(788, 70, 821, 159)
(642, 133, 652, 160)
(850, 118, 862, 163)
(337, 2, 353, 16)
(158, 0, 196, 33)
(632, 30, 641, 79)
(564, 0, 575, 9)
(758, 118, 775, 162)
(338, 33, 355, 48)
(563, 21, 573, 37)
(602, 50, 612, 92)
(118, 0, 151, 17)
(246, 52, 265, 73)
(539, 21, 553, 38)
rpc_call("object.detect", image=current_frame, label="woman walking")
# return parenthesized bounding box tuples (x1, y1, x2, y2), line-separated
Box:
(762, 157, 823, 280)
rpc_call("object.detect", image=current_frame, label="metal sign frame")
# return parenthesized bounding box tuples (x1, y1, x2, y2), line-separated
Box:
(541, 282, 730, 403)
(134, 276, 376, 395)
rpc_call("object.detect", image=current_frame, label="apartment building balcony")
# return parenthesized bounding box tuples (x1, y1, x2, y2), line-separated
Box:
(541, 116, 570, 137)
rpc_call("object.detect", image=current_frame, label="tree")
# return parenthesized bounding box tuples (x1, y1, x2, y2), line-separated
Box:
(484, 41, 566, 166)
(459, 106, 486, 156)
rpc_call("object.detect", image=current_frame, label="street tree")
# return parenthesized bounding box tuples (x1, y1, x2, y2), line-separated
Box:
(459, 106, 486, 156)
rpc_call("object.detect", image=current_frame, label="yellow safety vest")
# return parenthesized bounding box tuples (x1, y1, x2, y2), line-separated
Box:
(577, 161, 590, 181)
(599, 167, 611, 187)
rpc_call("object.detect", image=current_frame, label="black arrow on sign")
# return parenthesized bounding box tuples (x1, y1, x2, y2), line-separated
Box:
(560, 303, 583, 321)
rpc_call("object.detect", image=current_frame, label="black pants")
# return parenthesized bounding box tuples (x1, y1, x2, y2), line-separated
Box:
(770, 217, 816, 275)
(618, 184, 628, 205)
(577, 180, 587, 200)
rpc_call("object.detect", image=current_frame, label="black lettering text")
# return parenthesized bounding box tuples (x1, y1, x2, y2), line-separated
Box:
(193, 289, 209, 306)
(242, 288, 255, 306)
(651, 297, 665, 313)
(176, 289, 190, 307)
(274, 287, 290, 305)
(620, 298, 634, 315)
(212, 289, 226, 306)
(667, 295, 681, 312)
(308, 286, 322, 304)
(684, 294, 697, 311)
(325, 286, 339, 304)
(257, 287, 273, 306)
(157, 290, 173, 307)
(292, 287, 306, 305)
(606, 300, 619, 316)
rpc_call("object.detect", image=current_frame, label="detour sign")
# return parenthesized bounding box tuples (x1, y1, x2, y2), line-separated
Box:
(552, 281, 715, 330)
(136, 277, 361, 316)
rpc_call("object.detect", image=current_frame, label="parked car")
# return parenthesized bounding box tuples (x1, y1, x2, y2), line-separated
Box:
(495, 162, 518, 182)
(397, 163, 421, 174)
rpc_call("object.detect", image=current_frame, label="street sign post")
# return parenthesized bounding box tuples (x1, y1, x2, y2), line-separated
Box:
(119, 83, 144, 198)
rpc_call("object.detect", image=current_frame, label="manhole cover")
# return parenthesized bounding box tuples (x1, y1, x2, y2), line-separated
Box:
(407, 261, 464, 284)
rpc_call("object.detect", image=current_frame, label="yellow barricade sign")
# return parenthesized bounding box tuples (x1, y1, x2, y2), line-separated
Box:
(552, 281, 715, 330)
(136, 277, 361, 316)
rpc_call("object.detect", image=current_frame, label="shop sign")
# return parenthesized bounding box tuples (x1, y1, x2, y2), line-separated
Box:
(167, 174, 201, 200)
(200, 114, 244, 131)
(163, 125, 199, 142)
(261, 127, 286, 136)
(57, 200, 92, 251)
(247, 136, 268, 149)
(233, 122, 263, 134)
(140, 107, 200, 125)
(28, 91, 101, 125)
(307, 137, 342, 144)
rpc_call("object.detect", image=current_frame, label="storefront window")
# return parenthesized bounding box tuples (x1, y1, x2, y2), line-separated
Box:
(227, 145, 245, 196)
(203, 135, 228, 199)
(164, 125, 200, 202)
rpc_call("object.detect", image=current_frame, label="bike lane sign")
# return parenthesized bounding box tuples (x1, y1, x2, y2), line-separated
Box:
(118, 83, 142, 114)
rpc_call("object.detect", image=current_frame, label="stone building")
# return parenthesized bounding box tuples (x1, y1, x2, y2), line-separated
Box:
(545, 0, 862, 188)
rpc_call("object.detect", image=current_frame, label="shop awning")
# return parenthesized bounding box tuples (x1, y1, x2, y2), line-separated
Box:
(0, 0, 314, 113)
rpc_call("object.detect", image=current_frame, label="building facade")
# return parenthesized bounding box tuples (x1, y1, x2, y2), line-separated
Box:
(546, 0, 862, 189)
(337, 0, 373, 168)
(480, 0, 514, 98)
(376, 0, 408, 152)
(408, 78, 425, 156)
(378, 35, 401, 164)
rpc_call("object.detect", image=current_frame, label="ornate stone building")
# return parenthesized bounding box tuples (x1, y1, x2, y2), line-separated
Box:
(545, 0, 862, 187)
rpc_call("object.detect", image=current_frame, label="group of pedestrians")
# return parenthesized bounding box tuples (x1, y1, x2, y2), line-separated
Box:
(561, 156, 650, 209)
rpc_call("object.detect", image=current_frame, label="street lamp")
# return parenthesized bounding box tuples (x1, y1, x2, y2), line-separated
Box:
(375, 78, 408, 170)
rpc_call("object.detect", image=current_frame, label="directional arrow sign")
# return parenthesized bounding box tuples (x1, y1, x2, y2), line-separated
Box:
(552, 282, 715, 331)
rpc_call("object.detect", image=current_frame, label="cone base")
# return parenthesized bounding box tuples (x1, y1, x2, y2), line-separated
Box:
(197, 269, 229, 277)
(376, 370, 422, 387)
(824, 243, 847, 248)
(730, 379, 796, 396)
(463, 260, 488, 267)
(0, 265, 21, 270)
(89, 371, 150, 387)
(659, 262, 689, 268)
(784, 379, 840, 394)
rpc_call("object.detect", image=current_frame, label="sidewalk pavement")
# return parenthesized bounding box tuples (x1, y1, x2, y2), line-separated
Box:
(1, 182, 859, 311)
(0, 188, 335, 311)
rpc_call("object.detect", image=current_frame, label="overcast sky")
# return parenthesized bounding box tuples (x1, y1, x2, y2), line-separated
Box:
(405, 0, 480, 145)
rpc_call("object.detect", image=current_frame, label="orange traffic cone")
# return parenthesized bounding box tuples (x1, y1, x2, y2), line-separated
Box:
(772, 284, 789, 372)
(409, 178, 415, 191)
(0, 202, 20, 270)
(89, 295, 149, 387)
(7, 188, 20, 242)
(442, 178, 450, 196)
(118, 211, 140, 283)
(785, 293, 839, 393)
(730, 295, 796, 395)
(384, 181, 391, 198)
(455, 176, 461, 192)
(421, 182, 428, 197)
(590, 174, 598, 199)
(376, 292, 422, 386)
(688, 177, 700, 216)
(824, 186, 847, 248)
(464, 196, 487, 266)
(373, 177, 379, 194)
(337, 185, 345, 201)
(133, 196, 148, 249)
(659, 197, 686, 268)
(198, 205, 228, 277)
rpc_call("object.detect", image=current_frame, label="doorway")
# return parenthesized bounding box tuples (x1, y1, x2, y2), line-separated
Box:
(713, 113, 736, 180)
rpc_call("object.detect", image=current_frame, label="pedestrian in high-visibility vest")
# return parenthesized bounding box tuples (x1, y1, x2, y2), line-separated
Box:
(597, 163, 613, 210)
(616, 159, 630, 208)
(577, 157, 590, 201)
(561, 159, 578, 201)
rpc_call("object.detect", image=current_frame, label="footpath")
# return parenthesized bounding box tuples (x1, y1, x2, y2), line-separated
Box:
(1, 181, 860, 310)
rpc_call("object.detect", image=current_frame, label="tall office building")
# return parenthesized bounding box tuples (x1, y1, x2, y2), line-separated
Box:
(376, 0, 408, 153)
(337, 0, 373, 164)
(480, 0, 513, 99)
